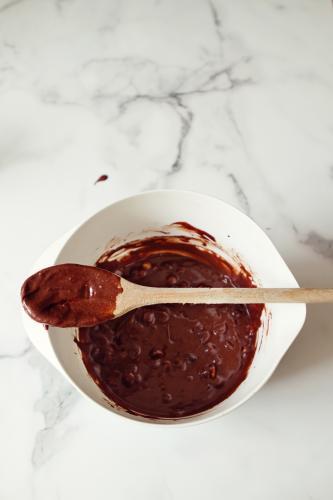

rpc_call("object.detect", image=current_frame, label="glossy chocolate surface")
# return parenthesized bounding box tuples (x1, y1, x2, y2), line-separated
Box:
(21, 264, 122, 328)
(77, 237, 263, 418)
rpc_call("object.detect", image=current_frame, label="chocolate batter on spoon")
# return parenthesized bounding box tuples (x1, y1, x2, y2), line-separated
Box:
(77, 237, 264, 419)
(21, 264, 122, 328)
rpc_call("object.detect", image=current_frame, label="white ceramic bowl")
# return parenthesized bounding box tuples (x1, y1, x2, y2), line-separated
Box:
(22, 190, 306, 425)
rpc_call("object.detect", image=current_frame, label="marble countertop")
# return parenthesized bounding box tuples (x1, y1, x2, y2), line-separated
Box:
(1, 0, 333, 498)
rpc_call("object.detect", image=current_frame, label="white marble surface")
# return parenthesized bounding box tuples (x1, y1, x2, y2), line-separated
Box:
(1, 0, 333, 498)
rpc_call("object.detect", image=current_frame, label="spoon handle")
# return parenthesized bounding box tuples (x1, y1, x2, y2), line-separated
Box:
(136, 287, 333, 305)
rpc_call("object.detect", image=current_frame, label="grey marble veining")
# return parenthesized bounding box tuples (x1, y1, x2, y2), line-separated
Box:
(0, 0, 333, 499)
(303, 231, 333, 261)
(24, 342, 76, 465)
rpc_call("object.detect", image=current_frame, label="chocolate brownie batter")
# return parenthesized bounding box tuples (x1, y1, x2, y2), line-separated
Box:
(77, 236, 264, 419)
(21, 264, 122, 328)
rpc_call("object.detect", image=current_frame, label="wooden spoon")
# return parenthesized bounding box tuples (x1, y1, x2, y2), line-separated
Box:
(21, 263, 333, 328)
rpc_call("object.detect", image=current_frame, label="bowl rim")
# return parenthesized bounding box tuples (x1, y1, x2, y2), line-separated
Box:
(44, 189, 307, 426)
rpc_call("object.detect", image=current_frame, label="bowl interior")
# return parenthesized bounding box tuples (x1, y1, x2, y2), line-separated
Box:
(50, 190, 306, 424)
